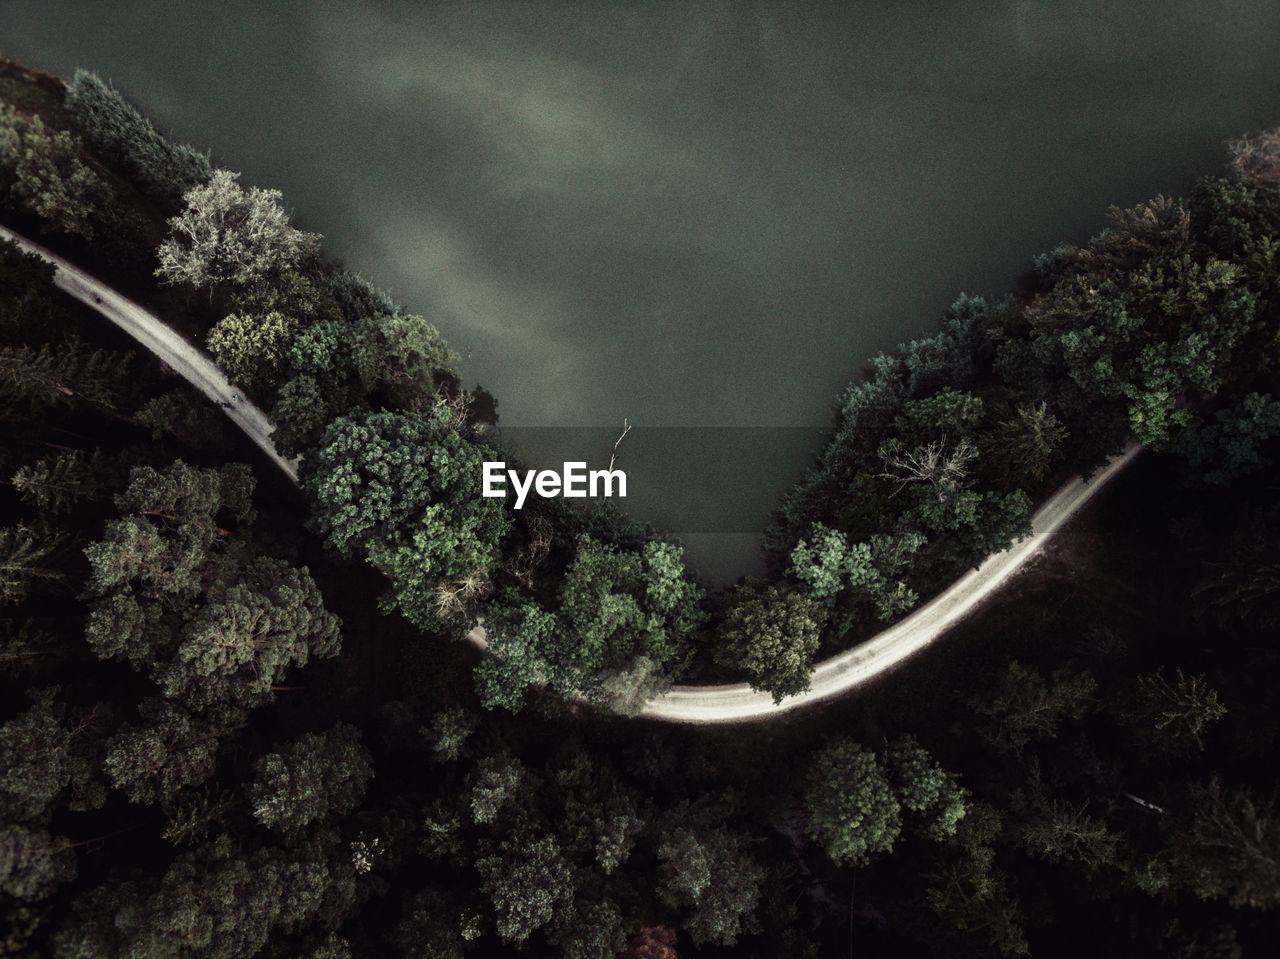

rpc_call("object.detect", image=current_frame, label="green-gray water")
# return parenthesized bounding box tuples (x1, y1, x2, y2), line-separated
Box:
(4, 1, 1280, 581)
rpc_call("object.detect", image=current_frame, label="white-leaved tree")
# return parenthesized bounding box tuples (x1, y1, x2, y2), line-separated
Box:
(156, 169, 320, 293)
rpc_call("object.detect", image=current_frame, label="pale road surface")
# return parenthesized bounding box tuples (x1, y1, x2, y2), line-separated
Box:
(2, 224, 1140, 724)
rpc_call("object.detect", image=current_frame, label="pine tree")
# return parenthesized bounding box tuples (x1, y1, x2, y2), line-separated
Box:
(1123, 669, 1227, 752)
(0, 524, 67, 605)
(0, 339, 133, 413)
(11, 450, 100, 514)
(247, 723, 373, 836)
(0, 618, 62, 676)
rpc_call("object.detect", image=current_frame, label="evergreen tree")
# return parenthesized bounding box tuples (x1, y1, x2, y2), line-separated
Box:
(0, 105, 109, 238)
(0, 524, 67, 605)
(11, 449, 100, 514)
(0, 339, 133, 412)
(1170, 780, 1280, 910)
(64, 69, 211, 203)
(248, 723, 373, 837)
(0, 823, 76, 901)
(1122, 669, 1227, 752)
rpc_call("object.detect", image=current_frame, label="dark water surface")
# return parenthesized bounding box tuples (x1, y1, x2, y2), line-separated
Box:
(4, 1, 1280, 581)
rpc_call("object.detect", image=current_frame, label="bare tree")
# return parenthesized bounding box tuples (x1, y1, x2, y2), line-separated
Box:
(878, 439, 977, 500)
(1229, 128, 1280, 185)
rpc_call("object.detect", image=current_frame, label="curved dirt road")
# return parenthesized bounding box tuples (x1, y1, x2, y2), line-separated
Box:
(640, 444, 1138, 721)
(0, 224, 299, 483)
(3, 224, 1139, 724)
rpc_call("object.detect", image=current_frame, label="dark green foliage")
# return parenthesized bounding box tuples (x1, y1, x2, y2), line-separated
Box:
(0, 688, 105, 821)
(0, 103, 109, 238)
(475, 536, 704, 710)
(303, 409, 509, 630)
(248, 723, 373, 836)
(134, 388, 232, 449)
(0, 824, 75, 902)
(716, 582, 826, 702)
(655, 822, 765, 946)
(1175, 392, 1280, 486)
(925, 802, 1028, 956)
(803, 738, 901, 866)
(53, 835, 355, 959)
(0, 524, 67, 605)
(887, 735, 968, 841)
(85, 461, 340, 712)
(969, 662, 1097, 755)
(325, 270, 396, 323)
(476, 832, 573, 944)
(11, 449, 100, 514)
(984, 402, 1069, 488)
(65, 69, 210, 203)
(0, 338, 132, 413)
(105, 698, 243, 805)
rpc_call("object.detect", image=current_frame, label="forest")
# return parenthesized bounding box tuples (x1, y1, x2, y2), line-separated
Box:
(2, 57, 1280, 957)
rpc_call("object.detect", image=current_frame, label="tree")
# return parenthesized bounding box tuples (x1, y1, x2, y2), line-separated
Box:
(105, 698, 243, 805)
(476, 832, 573, 944)
(549, 897, 627, 959)
(716, 583, 826, 703)
(0, 105, 109, 238)
(65, 69, 211, 202)
(352, 311, 456, 410)
(84, 461, 341, 713)
(1174, 392, 1280, 486)
(302, 409, 509, 630)
(516, 535, 706, 705)
(0, 824, 75, 901)
(0, 339, 133, 413)
(1017, 796, 1119, 872)
(1122, 669, 1226, 752)
(390, 887, 465, 959)
(467, 755, 525, 825)
(53, 836, 353, 959)
(1170, 780, 1280, 909)
(984, 402, 1068, 488)
(0, 688, 105, 821)
(134, 389, 232, 449)
(656, 823, 764, 946)
(1228, 127, 1280, 185)
(156, 169, 320, 292)
(206, 310, 299, 389)
(789, 525, 921, 623)
(804, 738, 901, 866)
(925, 802, 1028, 957)
(472, 594, 560, 711)
(0, 524, 66, 605)
(888, 735, 968, 840)
(11, 450, 100, 514)
(969, 662, 1097, 754)
(424, 706, 475, 763)
(248, 723, 373, 836)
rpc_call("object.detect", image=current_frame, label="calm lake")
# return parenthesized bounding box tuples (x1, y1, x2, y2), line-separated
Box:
(4, 1, 1280, 581)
